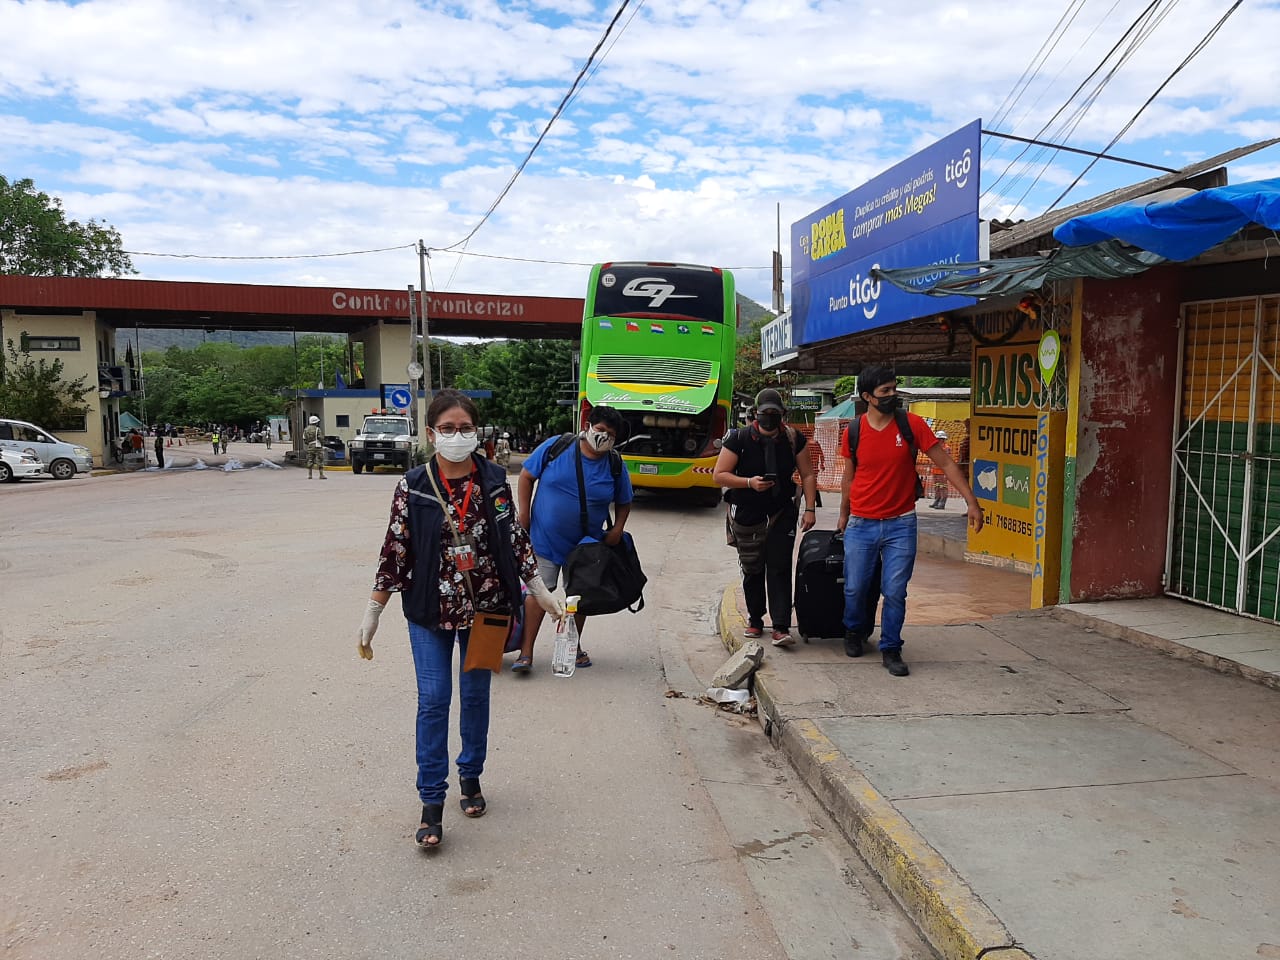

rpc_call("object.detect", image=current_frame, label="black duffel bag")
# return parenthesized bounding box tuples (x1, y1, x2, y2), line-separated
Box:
(558, 443, 646, 615)
(564, 532, 647, 616)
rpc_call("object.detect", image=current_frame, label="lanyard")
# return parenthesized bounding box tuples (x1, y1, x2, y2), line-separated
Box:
(439, 470, 476, 536)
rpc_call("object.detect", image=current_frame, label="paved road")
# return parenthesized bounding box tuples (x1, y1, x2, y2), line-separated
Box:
(0, 466, 933, 960)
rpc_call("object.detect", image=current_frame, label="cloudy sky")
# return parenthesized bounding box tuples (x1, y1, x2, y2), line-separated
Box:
(2, 0, 1277, 306)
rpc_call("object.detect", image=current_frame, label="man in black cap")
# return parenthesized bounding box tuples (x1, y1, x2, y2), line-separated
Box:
(713, 388, 818, 647)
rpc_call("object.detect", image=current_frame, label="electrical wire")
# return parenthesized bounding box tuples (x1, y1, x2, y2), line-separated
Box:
(986, 0, 1090, 145)
(983, 0, 1167, 208)
(981, 0, 1164, 205)
(431, 0, 636, 257)
(121, 242, 416, 261)
(1003, 0, 1181, 214)
(1043, 0, 1244, 212)
(562, 0, 647, 117)
(426, 248, 776, 270)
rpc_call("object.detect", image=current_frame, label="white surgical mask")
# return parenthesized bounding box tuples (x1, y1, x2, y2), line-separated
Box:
(433, 430, 479, 462)
(584, 428, 615, 453)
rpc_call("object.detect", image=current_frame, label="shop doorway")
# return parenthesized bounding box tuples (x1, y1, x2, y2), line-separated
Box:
(1168, 296, 1279, 621)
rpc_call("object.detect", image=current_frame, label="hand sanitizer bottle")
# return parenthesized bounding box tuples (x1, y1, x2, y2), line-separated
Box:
(552, 596, 580, 678)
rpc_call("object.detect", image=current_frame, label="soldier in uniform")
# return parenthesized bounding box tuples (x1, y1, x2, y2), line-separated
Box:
(304, 415, 326, 479)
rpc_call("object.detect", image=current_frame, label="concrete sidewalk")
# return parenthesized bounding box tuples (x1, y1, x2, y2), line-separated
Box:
(717, 505, 1280, 960)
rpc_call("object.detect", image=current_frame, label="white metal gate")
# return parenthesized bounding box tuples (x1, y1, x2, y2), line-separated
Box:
(1167, 296, 1280, 621)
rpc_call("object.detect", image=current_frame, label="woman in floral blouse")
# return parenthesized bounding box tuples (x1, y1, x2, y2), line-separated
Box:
(355, 390, 564, 850)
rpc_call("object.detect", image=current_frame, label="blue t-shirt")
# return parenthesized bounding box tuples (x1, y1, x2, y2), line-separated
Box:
(525, 436, 634, 565)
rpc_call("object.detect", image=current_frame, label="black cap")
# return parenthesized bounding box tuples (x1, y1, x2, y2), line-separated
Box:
(754, 388, 785, 412)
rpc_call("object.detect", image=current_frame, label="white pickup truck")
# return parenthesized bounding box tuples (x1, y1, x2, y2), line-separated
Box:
(348, 414, 416, 474)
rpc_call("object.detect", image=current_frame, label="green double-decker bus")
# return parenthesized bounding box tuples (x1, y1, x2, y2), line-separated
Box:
(577, 261, 737, 492)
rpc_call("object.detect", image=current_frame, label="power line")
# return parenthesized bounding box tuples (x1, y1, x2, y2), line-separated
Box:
(982, 129, 1177, 172)
(432, 0, 637, 256)
(986, 0, 1090, 141)
(122, 242, 416, 261)
(981, 0, 1165, 204)
(1043, 0, 1244, 212)
(430, 248, 776, 270)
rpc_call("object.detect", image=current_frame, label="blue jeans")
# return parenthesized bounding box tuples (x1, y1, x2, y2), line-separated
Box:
(841, 514, 918, 651)
(407, 622, 492, 805)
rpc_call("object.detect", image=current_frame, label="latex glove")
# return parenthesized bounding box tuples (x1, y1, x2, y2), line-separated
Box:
(357, 598, 384, 660)
(526, 575, 566, 620)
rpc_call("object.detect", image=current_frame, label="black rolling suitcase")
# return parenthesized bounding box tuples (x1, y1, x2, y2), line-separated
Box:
(794, 530, 880, 641)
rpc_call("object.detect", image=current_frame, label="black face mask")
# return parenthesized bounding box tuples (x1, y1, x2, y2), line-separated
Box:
(756, 411, 782, 431)
(872, 394, 901, 414)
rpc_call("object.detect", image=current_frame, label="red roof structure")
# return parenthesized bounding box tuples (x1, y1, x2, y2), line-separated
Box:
(0, 275, 584, 338)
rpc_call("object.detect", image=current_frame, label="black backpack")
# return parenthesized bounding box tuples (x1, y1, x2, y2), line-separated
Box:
(844, 409, 925, 500)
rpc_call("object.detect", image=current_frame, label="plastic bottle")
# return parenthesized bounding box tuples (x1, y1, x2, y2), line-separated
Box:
(552, 595, 580, 678)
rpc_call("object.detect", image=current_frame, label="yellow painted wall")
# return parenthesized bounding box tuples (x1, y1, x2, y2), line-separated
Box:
(907, 399, 969, 421)
(1, 309, 110, 464)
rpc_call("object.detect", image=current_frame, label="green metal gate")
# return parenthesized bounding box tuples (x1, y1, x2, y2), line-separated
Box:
(1167, 296, 1280, 621)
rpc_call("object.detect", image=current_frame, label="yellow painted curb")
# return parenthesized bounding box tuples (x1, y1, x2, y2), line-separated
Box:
(717, 587, 1028, 960)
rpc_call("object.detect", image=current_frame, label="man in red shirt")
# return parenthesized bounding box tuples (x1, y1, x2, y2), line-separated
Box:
(837, 366, 983, 676)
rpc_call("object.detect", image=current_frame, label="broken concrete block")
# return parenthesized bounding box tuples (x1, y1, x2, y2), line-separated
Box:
(712, 639, 764, 689)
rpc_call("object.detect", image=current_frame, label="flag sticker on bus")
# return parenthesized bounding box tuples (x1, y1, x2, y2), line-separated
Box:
(650, 323, 664, 334)
(599, 319, 612, 329)
(625, 321, 640, 332)
(677, 325, 690, 334)
(701, 325, 715, 335)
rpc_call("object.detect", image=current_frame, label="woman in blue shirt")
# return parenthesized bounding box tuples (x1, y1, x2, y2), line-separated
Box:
(513, 406, 634, 672)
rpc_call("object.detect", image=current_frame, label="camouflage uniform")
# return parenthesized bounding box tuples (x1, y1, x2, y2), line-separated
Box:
(303, 424, 325, 478)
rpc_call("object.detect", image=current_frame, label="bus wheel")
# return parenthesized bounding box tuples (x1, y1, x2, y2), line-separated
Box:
(694, 488, 722, 508)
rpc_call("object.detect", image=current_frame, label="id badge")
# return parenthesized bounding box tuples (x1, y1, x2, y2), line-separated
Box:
(450, 538, 477, 571)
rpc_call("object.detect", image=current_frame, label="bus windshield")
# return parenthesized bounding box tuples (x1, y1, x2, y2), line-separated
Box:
(590, 263, 725, 325)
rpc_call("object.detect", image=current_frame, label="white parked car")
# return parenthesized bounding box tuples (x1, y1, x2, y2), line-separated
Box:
(0, 448, 44, 483)
(0, 418, 94, 480)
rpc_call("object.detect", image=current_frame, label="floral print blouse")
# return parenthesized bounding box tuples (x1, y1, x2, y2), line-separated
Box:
(374, 467, 538, 630)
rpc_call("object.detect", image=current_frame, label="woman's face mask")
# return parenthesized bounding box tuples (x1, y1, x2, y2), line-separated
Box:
(584, 427, 615, 453)
(432, 429, 479, 462)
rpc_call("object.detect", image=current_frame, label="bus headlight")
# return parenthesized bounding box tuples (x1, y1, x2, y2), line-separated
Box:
(683, 437, 699, 453)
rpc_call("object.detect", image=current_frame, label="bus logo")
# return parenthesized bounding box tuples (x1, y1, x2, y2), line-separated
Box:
(621, 277, 696, 309)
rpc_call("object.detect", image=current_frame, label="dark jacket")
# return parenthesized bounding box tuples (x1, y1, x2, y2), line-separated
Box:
(401, 455, 523, 630)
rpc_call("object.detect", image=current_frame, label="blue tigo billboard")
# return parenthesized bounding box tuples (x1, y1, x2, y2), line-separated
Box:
(791, 120, 980, 346)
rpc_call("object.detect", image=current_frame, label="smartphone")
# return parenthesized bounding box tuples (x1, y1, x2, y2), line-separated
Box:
(761, 473, 777, 483)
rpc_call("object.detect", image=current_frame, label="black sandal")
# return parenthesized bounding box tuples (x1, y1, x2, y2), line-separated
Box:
(415, 803, 443, 848)
(459, 777, 487, 818)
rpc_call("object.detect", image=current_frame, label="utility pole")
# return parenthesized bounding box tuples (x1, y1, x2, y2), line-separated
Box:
(407, 284, 421, 429)
(417, 240, 434, 416)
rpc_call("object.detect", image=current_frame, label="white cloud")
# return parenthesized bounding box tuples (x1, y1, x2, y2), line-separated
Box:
(0, 0, 1275, 309)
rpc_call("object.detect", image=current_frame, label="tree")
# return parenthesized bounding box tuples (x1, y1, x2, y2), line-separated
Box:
(457, 339, 576, 434)
(834, 375, 858, 398)
(0, 176, 135, 277)
(0, 336, 92, 428)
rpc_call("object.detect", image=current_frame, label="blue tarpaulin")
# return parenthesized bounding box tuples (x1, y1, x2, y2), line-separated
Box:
(1053, 178, 1280, 261)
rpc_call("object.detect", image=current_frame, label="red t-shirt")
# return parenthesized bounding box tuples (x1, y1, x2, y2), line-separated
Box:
(839, 413, 939, 519)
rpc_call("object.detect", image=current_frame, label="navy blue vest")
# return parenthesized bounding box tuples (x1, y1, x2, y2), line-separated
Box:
(401, 456, 523, 630)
